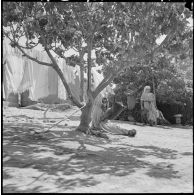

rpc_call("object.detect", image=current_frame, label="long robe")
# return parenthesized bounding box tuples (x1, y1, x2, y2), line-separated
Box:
(141, 88, 159, 125)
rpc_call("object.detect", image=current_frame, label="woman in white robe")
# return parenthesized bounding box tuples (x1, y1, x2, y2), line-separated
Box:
(140, 86, 159, 125)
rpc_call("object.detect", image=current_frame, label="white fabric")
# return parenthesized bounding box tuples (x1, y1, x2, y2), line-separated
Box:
(3, 38, 113, 106)
(57, 58, 80, 102)
(3, 40, 59, 103)
(17, 58, 34, 94)
(58, 59, 67, 100)
(3, 83, 5, 99)
(3, 39, 33, 99)
(91, 68, 114, 96)
(20, 50, 58, 101)
(3, 40, 28, 98)
(23, 50, 49, 100)
(3, 61, 15, 98)
(5, 56, 25, 93)
(48, 68, 58, 95)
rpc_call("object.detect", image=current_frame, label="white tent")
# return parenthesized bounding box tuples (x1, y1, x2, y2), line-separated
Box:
(3, 39, 71, 106)
(3, 38, 113, 107)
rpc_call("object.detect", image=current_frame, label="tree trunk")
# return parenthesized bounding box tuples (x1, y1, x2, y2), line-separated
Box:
(79, 49, 86, 102)
(80, 62, 84, 102)
(76, 38, 94, 133)
(45, 47, 83, 108)
(87, 39, 92, 92)
(76, 74, 116, 133)
(76, 100, 93, 133)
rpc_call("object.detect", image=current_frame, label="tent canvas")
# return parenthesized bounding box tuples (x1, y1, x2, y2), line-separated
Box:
(3, 39, 66, 106)
(3, 38, 114, 107)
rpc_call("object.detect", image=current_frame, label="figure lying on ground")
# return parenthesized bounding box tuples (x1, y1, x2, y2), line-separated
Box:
(90, 94, 136, 138)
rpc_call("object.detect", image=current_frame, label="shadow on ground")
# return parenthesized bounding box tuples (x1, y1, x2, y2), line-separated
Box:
(3, 120, 181, 193)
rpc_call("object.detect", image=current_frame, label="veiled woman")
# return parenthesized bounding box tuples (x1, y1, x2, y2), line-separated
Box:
(140, 86, 159, 125)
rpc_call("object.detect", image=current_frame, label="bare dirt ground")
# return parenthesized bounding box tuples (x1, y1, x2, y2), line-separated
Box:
(3, 105, 193, 193)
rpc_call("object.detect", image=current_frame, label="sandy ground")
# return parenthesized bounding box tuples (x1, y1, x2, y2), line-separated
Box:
(3, 105, 193, 193)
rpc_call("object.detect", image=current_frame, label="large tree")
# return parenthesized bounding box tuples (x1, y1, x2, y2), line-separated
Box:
(3, 2, 192, 133)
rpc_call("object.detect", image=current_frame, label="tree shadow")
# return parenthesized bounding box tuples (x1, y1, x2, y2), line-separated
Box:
(3, 120, 181, 192)
(146, 163, 180, 179)
(56, 177, 100, 189)
(3, 184, 43, 193)
(68, 115, 81, 121)
(3, 184, 21, 193)
(181, 152, 193, 156)
(131, 145, 178, 159)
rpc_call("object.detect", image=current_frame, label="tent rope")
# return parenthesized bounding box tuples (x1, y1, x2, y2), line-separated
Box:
(44, 104, 85, 133)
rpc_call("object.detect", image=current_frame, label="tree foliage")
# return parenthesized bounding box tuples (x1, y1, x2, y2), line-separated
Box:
(112, 30, 193, 123)
(4, 2, 192, 72)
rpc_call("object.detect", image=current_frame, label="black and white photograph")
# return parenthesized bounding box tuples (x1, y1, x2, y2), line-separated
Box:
(2, 1, 193, 193)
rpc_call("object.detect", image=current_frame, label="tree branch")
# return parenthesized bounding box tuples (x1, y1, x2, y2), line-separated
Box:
(44, 47, 59, 67)
(87, 38, 92, 93)
(93, 74, 116, 98)
(18, 42, 39, 50)
(72, 47, 78, 52)
(79, 49, 85, 102)
(10, 23, 16, 41)
(93, 71, 116, 98)
(4, 32, 53, 67)
(45, 47, 83, 108)
(94, 73, 112, 94)
(14, 42, 53, 67)
(51, 48, 66, 60)
(73, 6, 87, 37)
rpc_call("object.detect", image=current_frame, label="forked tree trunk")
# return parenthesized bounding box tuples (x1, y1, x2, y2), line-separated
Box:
(76, 38, 94, 133)
(13, 38, 116, 134)
(76, 100, 94, 133)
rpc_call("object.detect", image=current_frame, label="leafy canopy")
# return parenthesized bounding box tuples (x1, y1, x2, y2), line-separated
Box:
(3, 2, 192, 71)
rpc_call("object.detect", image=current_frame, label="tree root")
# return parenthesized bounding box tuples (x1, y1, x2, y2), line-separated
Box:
(75, 125, 88, 133)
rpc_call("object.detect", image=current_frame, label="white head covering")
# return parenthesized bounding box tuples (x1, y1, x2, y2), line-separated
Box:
(141, 86, 152, 101)
(143, 86, 151, 93)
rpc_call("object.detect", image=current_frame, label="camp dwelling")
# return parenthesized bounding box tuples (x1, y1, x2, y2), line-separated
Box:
(3, 38, 82, 107)
(3, 38, 113, 107)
